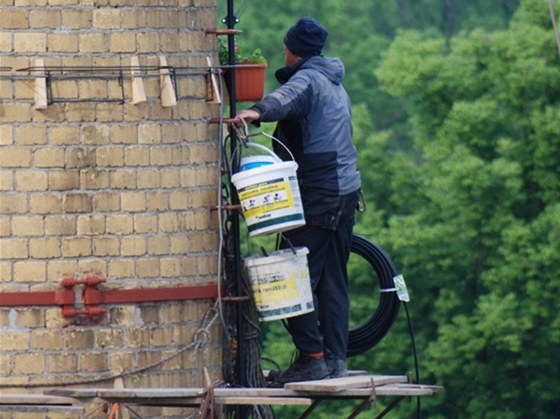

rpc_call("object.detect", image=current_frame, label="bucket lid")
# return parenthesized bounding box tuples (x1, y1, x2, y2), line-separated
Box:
(231, 160, 298, 183)
(244, 247, 309, 267)
(240, 155, 276, 171)
(240, 156, 276, 165)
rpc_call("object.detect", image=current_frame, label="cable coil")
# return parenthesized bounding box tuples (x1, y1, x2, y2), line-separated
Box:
(347, 234, 401, 357)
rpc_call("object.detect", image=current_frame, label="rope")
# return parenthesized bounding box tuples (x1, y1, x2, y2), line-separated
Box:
(1, 304, 220, 388)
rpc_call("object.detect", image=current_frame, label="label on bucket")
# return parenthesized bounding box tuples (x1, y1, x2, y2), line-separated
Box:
(238, 176, 294, 218)
(252, 272, 300, 305)
(245, 247, 314, 321)
(232, 162, 305, 237)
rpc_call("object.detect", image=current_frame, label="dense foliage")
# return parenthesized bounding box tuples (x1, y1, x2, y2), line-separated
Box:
(219, 0, 560, 417)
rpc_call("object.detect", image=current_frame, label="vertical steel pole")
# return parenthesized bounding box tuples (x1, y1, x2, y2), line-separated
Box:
(224, 0, 247, 391)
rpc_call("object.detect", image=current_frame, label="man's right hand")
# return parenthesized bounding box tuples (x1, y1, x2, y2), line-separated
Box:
(235, 109, 261, 125)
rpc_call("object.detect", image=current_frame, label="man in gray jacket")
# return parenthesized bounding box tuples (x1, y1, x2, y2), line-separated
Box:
(236, 16, 361, 384)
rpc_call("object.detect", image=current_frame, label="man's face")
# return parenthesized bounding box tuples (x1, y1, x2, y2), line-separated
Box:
(283, 45, 300, 66)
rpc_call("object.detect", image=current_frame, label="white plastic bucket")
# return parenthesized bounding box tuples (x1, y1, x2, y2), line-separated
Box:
(244, 247, 314, 321)
(231, 142, 305, 237)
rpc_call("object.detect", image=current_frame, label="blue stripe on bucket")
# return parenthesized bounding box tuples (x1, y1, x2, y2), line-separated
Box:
(247, 214, 305, 233)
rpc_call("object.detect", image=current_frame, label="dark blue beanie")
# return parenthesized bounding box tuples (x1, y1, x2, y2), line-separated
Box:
(284, 16, 328, 58)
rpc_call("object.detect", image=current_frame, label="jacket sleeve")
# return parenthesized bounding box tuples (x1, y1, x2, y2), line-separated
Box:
(250, 72, 311, 122)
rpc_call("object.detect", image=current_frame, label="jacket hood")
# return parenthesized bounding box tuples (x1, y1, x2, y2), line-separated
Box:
(302, 56, 345, 85)
(275, 56, 345, 85)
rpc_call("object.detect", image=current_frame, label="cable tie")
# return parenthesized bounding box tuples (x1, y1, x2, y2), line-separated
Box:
(380, 287, 398, 293)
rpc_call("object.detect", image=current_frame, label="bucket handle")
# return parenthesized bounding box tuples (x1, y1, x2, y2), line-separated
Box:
(257, 131, 296, 163)
(282, 235, 298, 255)
(230, 118, 295, 162)
(242, 142, 283, 164)
(231, 132, 296, 174)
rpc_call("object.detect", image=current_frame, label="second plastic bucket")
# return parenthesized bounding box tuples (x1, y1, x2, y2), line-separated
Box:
(244, 247, 314, 321)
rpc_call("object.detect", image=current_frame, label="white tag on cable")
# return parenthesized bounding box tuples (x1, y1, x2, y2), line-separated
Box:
(393, 274, 410, 302)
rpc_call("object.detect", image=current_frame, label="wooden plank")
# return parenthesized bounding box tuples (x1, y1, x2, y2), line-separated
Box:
(284, 375, 408, 393)
(97, 388, 204, 399)
(217, 387, 371, 399)
(216, 396, 311, 406)
(216, 388, 300, 398)
(264, 369, 368, 378)
(0, 393, 84, 414)
(0, 393, 79, 405)
(206, 57, 222, 104)
(375, 384, 444, 397)
(112, 397, 310, 408)
(46, 388, 105, 399)
(47, 388, 204, 399)
(0, 405, 84, 413)
(43, 380, 443, 407)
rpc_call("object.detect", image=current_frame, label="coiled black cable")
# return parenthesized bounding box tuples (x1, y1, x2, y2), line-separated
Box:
(347, 234, 401, 357)
(349, 235, 422, 417)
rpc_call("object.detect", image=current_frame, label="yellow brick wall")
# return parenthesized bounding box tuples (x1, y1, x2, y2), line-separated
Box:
(0, 0, 223, 415)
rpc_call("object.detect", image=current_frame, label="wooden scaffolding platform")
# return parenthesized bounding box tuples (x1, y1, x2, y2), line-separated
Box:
(37, 374, 443, 418)
(0, 393, 85, 415)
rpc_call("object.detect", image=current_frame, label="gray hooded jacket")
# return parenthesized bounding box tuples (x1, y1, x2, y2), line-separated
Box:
(250, 56, 361, 213)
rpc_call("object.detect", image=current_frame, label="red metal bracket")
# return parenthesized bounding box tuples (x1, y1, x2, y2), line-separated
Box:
(60, 276, 107, 318)
(0, 288, 74, 307)
(61, 305, 107, 318)
(204, 29, 242, 36)
(0, 278, 222, 321)
(61, 276, 106, 288)
(209, 117, 237, 124)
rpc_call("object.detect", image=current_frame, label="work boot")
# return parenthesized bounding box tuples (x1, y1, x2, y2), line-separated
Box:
(275, 354, 330, 385)
(326, 357, 349, 378)
(265, 368, 281, 384)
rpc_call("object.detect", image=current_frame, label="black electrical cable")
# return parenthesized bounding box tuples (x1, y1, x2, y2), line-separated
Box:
(347, 234, 401, 357)
(404, 301, 421, 418)
(349, 234, 421, 418)
(274, 234, 401, 357)
(266, 233, 421, 417)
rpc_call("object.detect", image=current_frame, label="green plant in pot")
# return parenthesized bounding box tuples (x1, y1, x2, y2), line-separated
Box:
(218, 37, 267, 102)
(218, 37, 267, 65)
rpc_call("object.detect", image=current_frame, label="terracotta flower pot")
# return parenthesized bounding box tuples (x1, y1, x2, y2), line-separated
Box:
(226, 63, 267, 103)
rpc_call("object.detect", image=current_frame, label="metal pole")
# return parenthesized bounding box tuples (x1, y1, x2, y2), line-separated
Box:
(224, 0, 246, 392)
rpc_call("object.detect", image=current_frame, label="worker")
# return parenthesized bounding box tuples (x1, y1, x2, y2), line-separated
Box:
(235, 16, 361, 384)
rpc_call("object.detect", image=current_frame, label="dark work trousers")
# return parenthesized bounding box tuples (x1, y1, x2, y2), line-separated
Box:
(280, 189, 359, 361)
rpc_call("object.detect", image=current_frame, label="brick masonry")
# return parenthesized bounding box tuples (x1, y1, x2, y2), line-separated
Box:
(0, 0, 223, 414)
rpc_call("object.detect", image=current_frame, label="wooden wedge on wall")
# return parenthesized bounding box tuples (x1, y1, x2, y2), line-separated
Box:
(34, 58, 48, 109)
(130, 56, 146, 105)
(159, 56, 177, 107)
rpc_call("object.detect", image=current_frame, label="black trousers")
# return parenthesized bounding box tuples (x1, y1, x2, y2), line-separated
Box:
(280, 189, 359, 360)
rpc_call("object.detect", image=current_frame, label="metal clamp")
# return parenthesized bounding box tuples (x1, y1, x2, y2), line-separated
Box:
(60, 276, 107, 319)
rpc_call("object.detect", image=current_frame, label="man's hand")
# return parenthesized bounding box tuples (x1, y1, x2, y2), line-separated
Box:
(235, 109, 261, 125)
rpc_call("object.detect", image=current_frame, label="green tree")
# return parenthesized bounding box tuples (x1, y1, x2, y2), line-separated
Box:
(217, 1, 560, 417)
(373, 0, 560, 417)
(219, 0, 519, 135)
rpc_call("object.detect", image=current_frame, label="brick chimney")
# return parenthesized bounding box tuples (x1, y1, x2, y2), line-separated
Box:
(0, 1, 222, 415)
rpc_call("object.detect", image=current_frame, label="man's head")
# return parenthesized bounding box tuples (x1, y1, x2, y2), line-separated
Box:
(284, 16, 328, 60)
